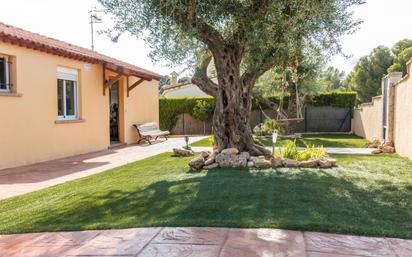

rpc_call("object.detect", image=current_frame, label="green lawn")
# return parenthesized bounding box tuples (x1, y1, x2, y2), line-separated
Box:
(190, 133, 369, 148)
(1, 153, 412, 239)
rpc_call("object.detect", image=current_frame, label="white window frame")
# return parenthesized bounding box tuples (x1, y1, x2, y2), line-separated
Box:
(57, 68, 78, 120)
(0, 56, 10, 92)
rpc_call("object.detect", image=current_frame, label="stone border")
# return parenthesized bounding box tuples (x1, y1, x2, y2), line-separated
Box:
(175, 148, 337, 171)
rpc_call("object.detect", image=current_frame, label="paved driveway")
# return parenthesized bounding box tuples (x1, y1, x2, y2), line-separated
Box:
(0, 137, 206, 200)
(1, 227, 411, 257)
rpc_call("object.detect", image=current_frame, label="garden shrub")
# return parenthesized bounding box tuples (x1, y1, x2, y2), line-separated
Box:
(311, 91, 356, 108)
(192, 100, 215, 134)
(276, 140, 327, 161)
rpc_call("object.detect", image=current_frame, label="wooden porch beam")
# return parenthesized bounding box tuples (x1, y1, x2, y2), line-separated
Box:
(103, 63, 106, 96)
(104, 74, 122, 95)
(127, 77, 145, 97)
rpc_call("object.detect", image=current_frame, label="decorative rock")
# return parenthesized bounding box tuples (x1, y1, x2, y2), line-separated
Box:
(188, 156, 205, 170)
(173, 148, 194, 157)
(368, 138, 381, 148)
(250, 156, 272, 169)
(300, 159, 318, 168)
(382, 146, 396, 153)
(318, 157, 337, 168)
(221, 148, 239, 155)
(215, 153, 231, 168)
(230, 154, 249, 168)
(200, 151, 211, 159)
(204, 157, 215, 166)
(283, 159, 300, 168)
(247, 161, 254, 168)
(203, 163, 219, 169)
(271, 157, 283, 168)
(215, 152, 248, 168)
(250, 156, 265, 161)
(371, 149, 382, 154)
(240, 152, 251, 160)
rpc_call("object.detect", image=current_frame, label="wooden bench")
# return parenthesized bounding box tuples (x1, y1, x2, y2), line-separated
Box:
(133, 122, 170, 144)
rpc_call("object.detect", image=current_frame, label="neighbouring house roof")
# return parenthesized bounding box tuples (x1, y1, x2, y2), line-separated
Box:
(159, 77, 217, 96)
(0, 22, 161, 80)
(159, 80, 194, 95)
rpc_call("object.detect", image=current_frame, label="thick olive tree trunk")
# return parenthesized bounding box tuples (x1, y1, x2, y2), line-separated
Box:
(212, 49, 270, 156)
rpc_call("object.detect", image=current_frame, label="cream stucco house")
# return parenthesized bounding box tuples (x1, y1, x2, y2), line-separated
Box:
(0, 22, 161, 170)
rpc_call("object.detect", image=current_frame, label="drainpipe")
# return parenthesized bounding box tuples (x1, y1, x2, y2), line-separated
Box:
(383, 72, 402, 143)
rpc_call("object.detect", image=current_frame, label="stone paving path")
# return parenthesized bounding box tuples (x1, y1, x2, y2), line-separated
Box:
(0, 137, 206, 200)
(1, 227, 411, 257)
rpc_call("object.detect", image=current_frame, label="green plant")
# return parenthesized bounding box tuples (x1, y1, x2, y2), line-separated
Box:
(276, 140, 327, 161)
(298, 145, 327, 161)
(192, 100, 215, 134)
(278, 140, 300, 160)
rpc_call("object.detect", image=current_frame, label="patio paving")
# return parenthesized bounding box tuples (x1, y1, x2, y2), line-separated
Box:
(0, 137, 206, 200)
(1, 227, 411, 257)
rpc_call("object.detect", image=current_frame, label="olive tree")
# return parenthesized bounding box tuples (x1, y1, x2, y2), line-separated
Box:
(99, 0, 363, 156)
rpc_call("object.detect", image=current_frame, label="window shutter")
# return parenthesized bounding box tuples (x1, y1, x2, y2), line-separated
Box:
(57, 67, 77, 81)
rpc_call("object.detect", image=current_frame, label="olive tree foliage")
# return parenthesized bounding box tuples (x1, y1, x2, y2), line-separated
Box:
(253, 50, 326, 97)
(99, 0, 363, 155)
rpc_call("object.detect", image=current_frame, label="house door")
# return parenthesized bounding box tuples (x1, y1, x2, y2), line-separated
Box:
(109, 82, 119, 142)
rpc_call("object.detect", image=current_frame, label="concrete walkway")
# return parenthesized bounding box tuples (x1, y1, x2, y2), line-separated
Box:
(192, 146, 378, 155)
(1, 227, 411, 257)
(0, 137, 206, 200)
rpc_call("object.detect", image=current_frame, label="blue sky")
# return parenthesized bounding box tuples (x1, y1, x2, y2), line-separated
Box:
(0, 0, 411, 77)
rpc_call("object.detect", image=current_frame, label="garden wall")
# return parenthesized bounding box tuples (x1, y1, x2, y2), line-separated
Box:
(352, 62, 412, 160)
(392, 67, 412, 159)
(352, 96, 383, 140)
(171, 106, 352, 135)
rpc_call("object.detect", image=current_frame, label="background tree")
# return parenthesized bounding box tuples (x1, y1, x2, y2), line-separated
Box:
(345, 38, 412, 103)
(345, 46, 393, 103)
(388, 46, 412, 75)
(178, 76, 191, 84)
(317, 67, 346, 91)
(391, 39, 412, 57)
(159, 75, 171, 88)
(99, 0, 363, 156)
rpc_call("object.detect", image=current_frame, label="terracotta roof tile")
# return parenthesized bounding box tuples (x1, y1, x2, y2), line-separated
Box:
(0, 22, 161, 80)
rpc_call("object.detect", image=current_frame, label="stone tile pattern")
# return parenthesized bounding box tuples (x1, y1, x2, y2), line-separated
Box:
(1, 227, 411, 257)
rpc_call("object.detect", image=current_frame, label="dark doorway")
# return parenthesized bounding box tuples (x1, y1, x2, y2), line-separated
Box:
(109, 82, 119, 143)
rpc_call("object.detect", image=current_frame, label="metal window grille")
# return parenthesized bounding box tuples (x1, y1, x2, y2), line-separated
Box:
(0, 57, 13, 91)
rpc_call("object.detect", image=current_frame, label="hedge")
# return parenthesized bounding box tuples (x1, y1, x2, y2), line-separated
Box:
(159, 97, 214, 131)
(159, 92, 357, 131)
(311, 92, 357, 108)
